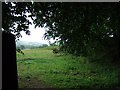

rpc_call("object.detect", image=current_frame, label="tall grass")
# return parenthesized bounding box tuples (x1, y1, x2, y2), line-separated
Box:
(17, 46, 119, 89)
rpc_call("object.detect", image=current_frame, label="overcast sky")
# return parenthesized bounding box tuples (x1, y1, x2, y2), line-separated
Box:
(18, 15, 55, 45)
(19, 26, 56, 45)
(20, 27, 47, 43)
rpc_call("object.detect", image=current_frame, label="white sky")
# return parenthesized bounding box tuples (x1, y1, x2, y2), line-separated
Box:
(18, 15, 55, 45)
(19, 26, 56, 45)
(20, 27, 48, 43)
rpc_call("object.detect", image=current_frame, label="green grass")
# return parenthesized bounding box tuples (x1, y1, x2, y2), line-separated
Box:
(17, 46, 120, 89)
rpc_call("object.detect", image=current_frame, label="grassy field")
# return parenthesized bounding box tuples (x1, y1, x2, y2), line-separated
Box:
(17, 46, 120, 89)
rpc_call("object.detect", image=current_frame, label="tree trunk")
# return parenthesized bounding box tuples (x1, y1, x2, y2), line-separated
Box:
(2, 31, 18, 89)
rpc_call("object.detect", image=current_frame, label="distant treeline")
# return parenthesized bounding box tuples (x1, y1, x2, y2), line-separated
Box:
(16, 44, 48, 50)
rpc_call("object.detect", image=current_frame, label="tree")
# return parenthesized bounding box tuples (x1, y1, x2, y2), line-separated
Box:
(20, 45, 25, 50)
(42, 44, 48, 47)
(2, 2, 120, 60)
(32, 3, 120, 58)
(2, 2, 33, 38)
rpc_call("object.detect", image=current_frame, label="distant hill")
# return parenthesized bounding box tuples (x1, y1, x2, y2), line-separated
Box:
(16, 41, 48, 49)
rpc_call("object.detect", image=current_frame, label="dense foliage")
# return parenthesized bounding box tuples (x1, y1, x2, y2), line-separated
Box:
(2, 2, 32, 38)
(31, 3, 120, 62)
(2, 2, 120, 61)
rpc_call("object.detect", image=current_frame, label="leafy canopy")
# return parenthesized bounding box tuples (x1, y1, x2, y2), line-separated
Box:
(2, 2, 120, 59)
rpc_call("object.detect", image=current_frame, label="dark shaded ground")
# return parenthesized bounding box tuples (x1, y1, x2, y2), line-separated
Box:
(18, 77, 53, 88)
